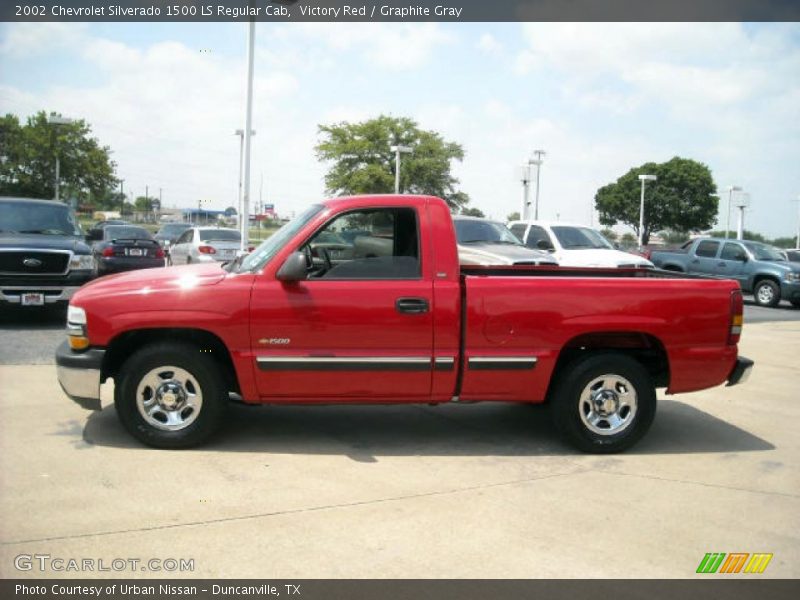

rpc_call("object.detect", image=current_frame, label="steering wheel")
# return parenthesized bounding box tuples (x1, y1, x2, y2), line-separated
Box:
(319, 247, 333, 272)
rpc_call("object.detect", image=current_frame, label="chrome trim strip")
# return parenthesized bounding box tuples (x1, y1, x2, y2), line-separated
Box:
(467, 356, 538, 371)
(434, 357, 455, 371)
(256, 356, 432, 372)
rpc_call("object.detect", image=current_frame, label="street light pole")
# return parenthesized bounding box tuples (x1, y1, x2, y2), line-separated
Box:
(638, 174, 657, 248)
(519, 164, 531, 220)
(726, 185, 742, 239)
(390, 144, 413, 194)
(240, 18, 256, 253)
(531, 149, 546, 220)
(235, 128, 256, 238)
(119, 179, 125, 215)
(47, 115, 75, 203)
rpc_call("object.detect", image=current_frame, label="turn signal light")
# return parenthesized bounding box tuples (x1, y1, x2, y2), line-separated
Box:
(155, 247, 165, 259)
(102, 247, 114, 257)
(68, 336, 90, 350)
(198, 245, 216, 254)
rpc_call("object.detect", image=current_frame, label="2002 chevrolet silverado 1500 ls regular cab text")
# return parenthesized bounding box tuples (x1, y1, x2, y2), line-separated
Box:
(56, 195, 753, 453)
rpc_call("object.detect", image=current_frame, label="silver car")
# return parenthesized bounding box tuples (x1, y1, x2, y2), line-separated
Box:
(168, 227, 241, 264)
(453, 215, 558, 266)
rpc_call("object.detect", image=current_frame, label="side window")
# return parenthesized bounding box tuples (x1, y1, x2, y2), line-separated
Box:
(176, 231, 191, 244)
(524, 225, 553, 250)
(509, 224, 527, 240)
(302, 208, 420, 280)
(695, 240, 720, 258)
(721, 243, 746, 261)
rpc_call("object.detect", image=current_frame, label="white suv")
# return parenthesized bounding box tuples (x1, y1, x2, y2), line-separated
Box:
(507, 221, 654, 268)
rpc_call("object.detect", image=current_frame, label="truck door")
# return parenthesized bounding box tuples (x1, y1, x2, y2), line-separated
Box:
(716, 242, 748, 287)
(249, 206, 434, 400)
(688, 240, 721, 275)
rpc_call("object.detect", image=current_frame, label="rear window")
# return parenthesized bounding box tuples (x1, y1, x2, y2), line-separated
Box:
(105, 226, 152, 240)
(158, 224, 190, 235)
(199, 229, 240, 242)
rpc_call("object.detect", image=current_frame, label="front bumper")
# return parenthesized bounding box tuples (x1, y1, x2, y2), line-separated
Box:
(55, 340, 105, 410)
(1, 286, 82, 304)
(780, 280, 800, 301)
(727, 356, 754, 387)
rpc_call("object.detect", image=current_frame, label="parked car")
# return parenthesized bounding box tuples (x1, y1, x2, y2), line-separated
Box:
(507, 220, 654, 268)
(650, 238, 800, 308)
(57, 194, 751, 453)
(782, 249, 800, 263)
(88, 219, 129, 235)
(168, 227, 241, 264)
(0, 196, 95, 306)
(453, 215, 557, 266)
(90, 225, 165, 276)
(154, 222, 193, 265)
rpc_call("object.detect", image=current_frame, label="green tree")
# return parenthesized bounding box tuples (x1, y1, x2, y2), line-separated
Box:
(315, 115, 470, 211)
(134, 196, 153, 212)
(460, 207, 485, 218)
(708, 230, 767, 243)
(771, 237, 797, 249)
(620, 232, 637, 247)
(0, 111, 118, 205)
(660, 229, 691, 245)
(595, 157, 717, 245)
(507, 211, 520, 221)
(600, 227, 618, 241)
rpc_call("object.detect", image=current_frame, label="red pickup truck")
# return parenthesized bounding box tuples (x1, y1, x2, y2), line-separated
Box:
(56, 195, 753, 453)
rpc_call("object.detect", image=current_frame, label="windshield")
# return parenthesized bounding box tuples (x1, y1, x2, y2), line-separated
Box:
(552, 226, 613, 250)
(105, 226, 152, 240)
(158, 224, 190, 235)
(237, 204, 324, 273)
(199, 229, 240, 242)
(743, 241, 786, 261)
(0, 201, 82, 236)
(454, 219, 522, 245)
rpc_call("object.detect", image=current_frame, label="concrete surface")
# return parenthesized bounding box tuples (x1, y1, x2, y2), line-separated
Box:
(0, 321, 798, 579)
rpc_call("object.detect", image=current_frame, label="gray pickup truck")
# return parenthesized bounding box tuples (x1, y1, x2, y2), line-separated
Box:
(650, 237, 800, 308)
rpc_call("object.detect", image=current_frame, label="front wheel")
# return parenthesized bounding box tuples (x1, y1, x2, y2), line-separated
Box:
(550, 353, 656, 453)
(754, 280, 780, 308)
(114, 342, 228, 448)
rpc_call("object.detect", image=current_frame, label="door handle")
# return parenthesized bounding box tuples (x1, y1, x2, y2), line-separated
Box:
(717, 262, 726, 267)
(395, 297, 429, 314)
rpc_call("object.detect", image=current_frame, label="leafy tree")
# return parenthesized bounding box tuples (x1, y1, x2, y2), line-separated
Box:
(507, 212, 520, 221)
(660, 229, 691, 245)
(708, 229, 767, 243)
(595, 157, 717, 245)
(224, 206, 237, 217)
(461, 207, 485, 218)
(315, 115, 470, 211)
(771, 237, 797, 249)
(135, 196, 153, 212)
(600, 227, 617, 241)
(0, 111, 118, 206)
(620, 232, 637, 247)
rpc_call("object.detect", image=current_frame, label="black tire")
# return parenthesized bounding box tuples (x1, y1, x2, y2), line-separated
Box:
(114, 342, 228, 448)
(753, 279, 780, 308)
(791, 300, 800, 309)
(550, 353, 656, 453)
(186, 256, 192, 265)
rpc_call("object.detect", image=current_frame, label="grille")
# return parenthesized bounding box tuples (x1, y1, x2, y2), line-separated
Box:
(0, 251, 70, 275)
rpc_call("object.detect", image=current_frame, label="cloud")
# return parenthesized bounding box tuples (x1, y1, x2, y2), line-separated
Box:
(477, 33, 503, 56)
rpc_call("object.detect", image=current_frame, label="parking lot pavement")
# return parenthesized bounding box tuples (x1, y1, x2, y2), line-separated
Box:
(0, 321, 798, 579)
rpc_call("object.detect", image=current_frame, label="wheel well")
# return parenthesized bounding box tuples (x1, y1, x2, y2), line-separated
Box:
(101, 328, 240, 394)
(753, 274, 780, 288)
(661, 264, 683, 272)
(546, 332, 669, 400)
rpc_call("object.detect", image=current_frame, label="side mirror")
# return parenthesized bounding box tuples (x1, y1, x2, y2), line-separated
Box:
(86, 229, 102, 242)
(276, 252, 308, 282)
(739, 254, 748, 262)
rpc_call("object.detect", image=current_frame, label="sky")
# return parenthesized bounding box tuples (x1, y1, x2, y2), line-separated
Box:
(1, 21, 799, 238)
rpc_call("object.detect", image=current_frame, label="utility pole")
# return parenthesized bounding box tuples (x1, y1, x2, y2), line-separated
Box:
(735, 193, 750, 240)
(794, 197, 800, 249)
(119, 179, 124, 215)
(531, 149, 546, 220)
(390, 144, 413, 194)
(240, 19, 256, 253)
(519, 165, 531, 220)
(638, 174, 657, 248)
(145, 185, 148, 222)
(47, 115, 74, 203)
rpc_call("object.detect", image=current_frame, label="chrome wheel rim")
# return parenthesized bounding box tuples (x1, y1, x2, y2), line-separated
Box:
(757, 285, 774, 304)
(578, 374, 637, 436)
(135, 366, 203, 431)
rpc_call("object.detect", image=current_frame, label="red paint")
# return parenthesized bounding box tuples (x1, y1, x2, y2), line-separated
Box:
(70, 195, 745, 405)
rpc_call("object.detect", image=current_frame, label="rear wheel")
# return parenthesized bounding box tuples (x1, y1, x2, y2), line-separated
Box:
(550, 353, 656, 453)
(114, 342, 227, 448)
(754, 279, 780, 308)
(791, 300, 800, 309)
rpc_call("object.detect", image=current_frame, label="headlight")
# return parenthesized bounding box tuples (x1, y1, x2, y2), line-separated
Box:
(66, 305, 89, 350)
(69, 254, 95, 271)
(785, 272, 800, 283)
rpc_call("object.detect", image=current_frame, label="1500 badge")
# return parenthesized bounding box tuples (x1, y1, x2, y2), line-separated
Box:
(259, 338, 291, 345)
